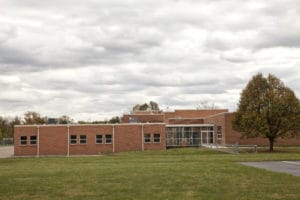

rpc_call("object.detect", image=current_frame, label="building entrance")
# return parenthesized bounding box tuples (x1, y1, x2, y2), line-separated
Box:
(166, 125, 214, 147)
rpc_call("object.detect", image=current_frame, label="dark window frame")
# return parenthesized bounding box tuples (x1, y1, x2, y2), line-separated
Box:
(105, 134, 112, 144)
(20, 136, 27, 145)
(30, 136, 37, 145)
(153, 133, 161, 143)
(144, 133, 151, 143)
(96, 135, 103, 144)
(80, 135, 87, 144)
(70, 135, 77, 144)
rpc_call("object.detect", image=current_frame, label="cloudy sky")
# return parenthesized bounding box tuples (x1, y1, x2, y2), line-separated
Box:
(0, 0, 300, 121)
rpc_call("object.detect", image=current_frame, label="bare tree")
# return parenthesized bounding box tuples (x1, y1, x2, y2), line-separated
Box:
(196, 100, 218, 109)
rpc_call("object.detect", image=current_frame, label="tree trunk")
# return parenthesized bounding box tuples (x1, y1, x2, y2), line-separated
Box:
(269, 137, 274, 152)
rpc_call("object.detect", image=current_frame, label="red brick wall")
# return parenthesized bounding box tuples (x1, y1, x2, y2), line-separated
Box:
(122, 114, 164, 123)
(69, 126, 113, 155)
(203, 113, 226, 144)
(114, 125, 142, 152)
(122, 109, 229, 123)
(114, 124, 165, 152)
(39, 126, 68, 155)
(143, 124, 166, 151)
(14, 126, 37, 156)
(164, 109, 228, 123)
(168, 118, 204, 124)
(14, 124, 166, 156)
(224, 113, 246, 145)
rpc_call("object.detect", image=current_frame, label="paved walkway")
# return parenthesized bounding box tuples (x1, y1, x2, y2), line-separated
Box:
(240, 161, 300, 177)
(0, 146, 14, 158)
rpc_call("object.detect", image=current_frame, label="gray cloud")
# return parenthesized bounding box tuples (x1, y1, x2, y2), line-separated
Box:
(0, 0, 300, 120)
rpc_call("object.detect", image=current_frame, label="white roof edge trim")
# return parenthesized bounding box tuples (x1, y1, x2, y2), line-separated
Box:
(166, 124, 214, 127)
(14, 123, 166, 127)
(203, 112, 230, 119)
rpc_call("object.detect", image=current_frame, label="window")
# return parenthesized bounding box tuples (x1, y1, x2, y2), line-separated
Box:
(129, 117, 139, 123)
(105, 134, 112, 144)
(30, 136, 37, 145)
(70, 135, 77, 144)
(20, 136, 27, 145)
(96, 135, 103, 144)
(80, 135, 87, 144)
(209, 132, 214, 144)
(144, 133, 151, 143)
(154, 133, 160, 143)
(217, 126, 222, 144)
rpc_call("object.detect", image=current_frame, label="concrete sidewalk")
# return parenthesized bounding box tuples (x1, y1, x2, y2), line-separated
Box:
(240, 161, 300, 177)
(0, 146, 14, 158)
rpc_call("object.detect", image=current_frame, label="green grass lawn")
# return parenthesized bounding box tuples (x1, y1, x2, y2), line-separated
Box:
(0, 148, 299, 200)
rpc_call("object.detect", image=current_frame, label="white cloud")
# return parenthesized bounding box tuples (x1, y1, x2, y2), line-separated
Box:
(0, 0, 299, 120)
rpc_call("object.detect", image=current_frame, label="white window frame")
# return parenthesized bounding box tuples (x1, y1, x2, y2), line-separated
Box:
(20, 136, 27, 146)
(30, 135, 37, 145)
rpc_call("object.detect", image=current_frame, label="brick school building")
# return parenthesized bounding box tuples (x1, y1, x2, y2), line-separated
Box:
(14, 109, 300, 156)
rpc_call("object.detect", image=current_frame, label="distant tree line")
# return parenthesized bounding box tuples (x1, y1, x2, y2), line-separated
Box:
(0, 111, 121, 140)
(1, 101, 162, 140)
(78, 116, 121, 124)
(0, 116, 21, 142)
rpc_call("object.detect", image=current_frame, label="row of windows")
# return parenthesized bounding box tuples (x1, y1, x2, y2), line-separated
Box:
(20, 136, 37, 145)
(20, 133, 161, 146)
(144, 133, 160, 143)
(70, 134, 112, 144)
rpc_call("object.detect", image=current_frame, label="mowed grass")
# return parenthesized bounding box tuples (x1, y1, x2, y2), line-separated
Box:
(0, 148, 300, 200)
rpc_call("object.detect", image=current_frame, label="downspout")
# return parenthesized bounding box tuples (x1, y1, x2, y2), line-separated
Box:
(161, 124, 166, 150)
(37, 126, 40, 157)
(141, 124, 144, 151)
(213, 125, 215, 144)
(67, 125, 70, 157)
(112, 125, 115, 153)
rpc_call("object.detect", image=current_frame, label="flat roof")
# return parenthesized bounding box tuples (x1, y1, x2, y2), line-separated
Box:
(15, 123, 166, 128)
(166, 124, 214, 127)
(15, 123, 216, 128)
(123, 114, 164, 116)
(168, 117, 204, 120)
